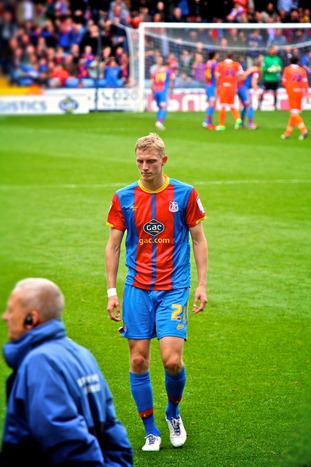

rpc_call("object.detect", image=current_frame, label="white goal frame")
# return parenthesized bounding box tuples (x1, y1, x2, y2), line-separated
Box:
(136, 22, 311, 112)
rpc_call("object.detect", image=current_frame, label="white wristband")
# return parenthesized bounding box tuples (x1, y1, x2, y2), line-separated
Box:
(107, 288, 117, 298)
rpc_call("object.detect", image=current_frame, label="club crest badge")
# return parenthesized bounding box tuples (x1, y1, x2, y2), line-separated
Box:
(169, 201, 179, 212)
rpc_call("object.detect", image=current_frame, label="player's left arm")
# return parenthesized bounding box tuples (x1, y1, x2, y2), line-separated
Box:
(169, 71, 175, 96)
(251, 71, 259, 90)
(189, 222, 208, 313)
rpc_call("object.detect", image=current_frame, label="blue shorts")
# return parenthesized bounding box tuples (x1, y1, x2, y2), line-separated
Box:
(206, 84, 216, 101)
(154, 90, 168, 109)
(238, 86, 251, 106)
(119, 285, 189, 340)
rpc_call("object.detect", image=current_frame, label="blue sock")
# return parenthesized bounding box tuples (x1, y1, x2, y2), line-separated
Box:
(165, 367, 186, 420)
(158, 108, 167, 122)
(247, 107, 254, 124)
(130, 371, 160, 436)
(207, 105, 214, 123)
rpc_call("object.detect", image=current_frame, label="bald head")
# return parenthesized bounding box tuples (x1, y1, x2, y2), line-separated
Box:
(14, 278, 64, 322)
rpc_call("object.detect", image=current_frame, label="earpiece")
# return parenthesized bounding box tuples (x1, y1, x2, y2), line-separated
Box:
(24, 314, 33, 326)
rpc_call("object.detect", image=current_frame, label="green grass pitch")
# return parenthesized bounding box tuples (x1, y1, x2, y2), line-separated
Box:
(0, 110, 310, 466)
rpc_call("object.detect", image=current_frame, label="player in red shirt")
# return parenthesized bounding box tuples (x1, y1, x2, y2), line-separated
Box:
(150, 56, 175, 131)
(202, 50, 219, 130)
(281, 55, 310, 141)
(105, 133, 208, 452)
(214, 52, 243, 130)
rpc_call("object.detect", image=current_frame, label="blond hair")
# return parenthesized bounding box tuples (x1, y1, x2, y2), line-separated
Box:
(135, 133, 166, 158)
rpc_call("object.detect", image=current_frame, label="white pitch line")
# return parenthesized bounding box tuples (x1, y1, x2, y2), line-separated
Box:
(0, 180, 310, 190)
(194, 179, 311, 185)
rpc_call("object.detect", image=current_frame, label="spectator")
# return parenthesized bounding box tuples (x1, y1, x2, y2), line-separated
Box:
(167, 51, 179, 75)
(175, 70, 194, 87)
(178, 48, 194, 76)
(261, 2, 278, 21)
(177, 0, 190, 20)
(37, 56, 49, 86)
(109, 5, 129, 53)
(119, 51, 131, 86)
(245, 29, 264, 67)
(109, 1, 130, 23)
(71, 23, 84, 45)
(268, 27, 287, 48)
(55, 0, 70, 18)
(48, 62, 69, 87)
(33, 3, 47, 27)
(41, 19, 58, 48)
(0, 10, 18, 75)
(102, 56, 124, 87)
(0, 277, 133, 466)
(226, 1, 247, 22)
(191, 52, 205, 84)
(301, 49, 311, 84)
(80, 22, 99, 55)
(171, 7, 183, 22)
(16, 0, 35, 25)
(277, 0, 299, 13)
(56, 16, 74, 52)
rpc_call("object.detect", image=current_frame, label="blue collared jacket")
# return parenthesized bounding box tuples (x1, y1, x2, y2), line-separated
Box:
(0, 319, 133, 466)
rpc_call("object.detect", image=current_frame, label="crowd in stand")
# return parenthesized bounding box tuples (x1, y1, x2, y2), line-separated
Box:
(0, 0, 310, 89)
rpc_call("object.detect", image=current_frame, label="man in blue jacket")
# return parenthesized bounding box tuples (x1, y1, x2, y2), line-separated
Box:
(1, 277, 133, 466)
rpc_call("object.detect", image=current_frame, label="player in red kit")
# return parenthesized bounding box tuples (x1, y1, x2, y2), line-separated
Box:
(105, 133, 208, 452)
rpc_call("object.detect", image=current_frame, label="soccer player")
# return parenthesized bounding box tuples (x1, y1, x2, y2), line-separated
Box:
(1, 278, 133, 466)
(259, 45, 282, 110)
(214, 51, 243, 130)
(238, 62, 260, 129)
(281, 55, 310, 141)
(202, 50, 219, 130)
(105, 133, 208, 452)
(150, 56, 175, 131)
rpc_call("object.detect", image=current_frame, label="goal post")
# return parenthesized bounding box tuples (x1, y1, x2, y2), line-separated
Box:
(130, 22, 311, 112)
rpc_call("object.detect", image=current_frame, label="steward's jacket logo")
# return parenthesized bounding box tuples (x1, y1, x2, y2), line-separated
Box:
(143, 219, 164, 236)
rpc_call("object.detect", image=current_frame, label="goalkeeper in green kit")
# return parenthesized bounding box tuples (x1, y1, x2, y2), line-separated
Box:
(259, 46, 283, 110)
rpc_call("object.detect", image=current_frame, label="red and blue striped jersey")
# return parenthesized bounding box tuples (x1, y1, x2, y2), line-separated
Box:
(106, 176, 206, 290)
(151, 67, 174, 93)
(205, 59, 218, 86)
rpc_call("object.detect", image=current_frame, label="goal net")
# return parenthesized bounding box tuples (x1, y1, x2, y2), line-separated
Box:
(125, 22, 311, 111)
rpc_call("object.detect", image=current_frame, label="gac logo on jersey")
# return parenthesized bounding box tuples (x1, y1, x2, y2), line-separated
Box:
(143, 219, 164, 236)
(176, 323, 184, 330)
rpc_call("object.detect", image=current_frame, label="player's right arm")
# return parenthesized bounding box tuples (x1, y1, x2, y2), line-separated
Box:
(150, 71, 156, 95)
(105, 227, 124, 321)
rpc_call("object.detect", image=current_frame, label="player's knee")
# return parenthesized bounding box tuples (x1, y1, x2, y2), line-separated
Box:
(163, 355, 182, 374)
(131, 354, 149, 372)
